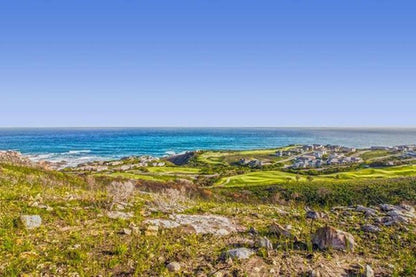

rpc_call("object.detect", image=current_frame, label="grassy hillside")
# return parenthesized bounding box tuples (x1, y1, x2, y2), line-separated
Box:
(217, 165, 416, 187)
(2, 161, 416, 276)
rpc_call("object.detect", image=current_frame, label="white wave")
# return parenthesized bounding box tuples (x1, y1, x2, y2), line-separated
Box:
(27, 151, 109, 169)
(28, 153, 55, 161)
(67, 150, 91, 154)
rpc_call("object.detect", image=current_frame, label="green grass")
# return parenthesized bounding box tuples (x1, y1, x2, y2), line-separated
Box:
(2, 162, 416, 276)
(217, 165, 416, 187)
(97, 172, 177, 182)
(196, 148, 286, 166)
(359, 150, 392, 160)
(146, 166, 200, 174)
(329, 165, 416, 179)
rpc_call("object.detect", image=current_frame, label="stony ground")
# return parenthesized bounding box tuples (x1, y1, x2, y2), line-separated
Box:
(1, 162, 416, 276)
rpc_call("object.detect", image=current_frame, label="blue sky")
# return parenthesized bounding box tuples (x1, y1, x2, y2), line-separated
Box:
(0, 0, 415, 127)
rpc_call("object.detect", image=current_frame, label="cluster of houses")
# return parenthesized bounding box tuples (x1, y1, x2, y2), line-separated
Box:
(280, 144, 360, 169)
(291, 153, 363, 169)
(276, 144, 356, 158)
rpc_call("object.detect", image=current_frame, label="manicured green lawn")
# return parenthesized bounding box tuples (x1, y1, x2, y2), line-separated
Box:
(146, 166, 200, 174)
(330, 165, 416, 179)
(217, 165, 416, 187)
(97, 172, 177, 182)
(359, 150, 392, 160)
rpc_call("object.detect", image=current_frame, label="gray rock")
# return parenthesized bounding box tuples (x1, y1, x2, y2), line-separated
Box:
(356, 205, 377, 217)
(312, 226, 355, 251)
(269, 223, 292, 238)
(166, 151, 195, 165)
(106, 211, 133, 220)
(144, 214, 243, 236)
(306, 210, 327, 220)
(166, 262, 181, 272)
(308, 270, 321, 277)
(255, 236, 273, 250)
(365, 265, 374, 277)
(224, 247, 255, 260)
(382, 215, 409, 226)
(361, 224, 381, 233)
(380, 204, 396, 212)
(19, 215, 42, 229)
(248, 226, 258, 235)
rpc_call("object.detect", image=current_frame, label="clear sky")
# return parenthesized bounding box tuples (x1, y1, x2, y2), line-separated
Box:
(0, 0, 415, 127)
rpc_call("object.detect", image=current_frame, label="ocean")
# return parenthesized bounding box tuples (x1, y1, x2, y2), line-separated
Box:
(1, 128, 416, 166)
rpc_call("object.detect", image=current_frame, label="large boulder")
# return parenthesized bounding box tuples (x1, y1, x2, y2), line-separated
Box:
(223, 248, 255, 260)
(165, 151, 195, 165)
(361, 224, 381, 233)
(19, 215, 42, 229)
(144, 214, 243, 236)
(166, 262, 181, 272)
(312, 226, 355, 251)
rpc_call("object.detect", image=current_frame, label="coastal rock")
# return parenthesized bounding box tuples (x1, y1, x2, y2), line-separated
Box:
(312, 226, 355, 251)
(308, 270, 321, 277)
(255, 236, 273, 250)
(165, 151, 195, 165)
(356, 205, 378, 217)
(106, 211, 133, 220)
(361, 224, 381, 233)
(144, 224, 159, 236)
(269, 223, 292, 238)
(19, 215, 42, 229)
(306, 210, 327, 220)
(144, 219, 180, 229)
(378, 204, 415, 226)
(223, 248, 254, 260)
(166, 262, 181, 272)
(365, 265, 375, 277)
(0, 150, 32, 166)
(144, 214, 243, 236)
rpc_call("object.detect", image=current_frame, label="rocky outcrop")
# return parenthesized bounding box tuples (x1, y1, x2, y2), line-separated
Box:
(165, 151, 195, 165)
(166, 262, 181, 272)
(19, 215, 42, 229)
(255, 236, 273, 250)
(269, 223, 292, 238)
(144, 214, 243, 236)
(106, 211, 133, 220)
(379, 204, 416, 226)
(361, 224, 380, 233)
(312, 226, 355, 251)
(306, 210, 328, 220)
(0, 150, 32, 166)
(223, 248, 254, 260)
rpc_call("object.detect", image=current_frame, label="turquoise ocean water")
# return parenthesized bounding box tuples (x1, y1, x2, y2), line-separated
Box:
(1, 128, 416, 166)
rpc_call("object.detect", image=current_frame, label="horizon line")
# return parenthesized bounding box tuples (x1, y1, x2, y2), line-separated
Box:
(1, 126, 416, 129)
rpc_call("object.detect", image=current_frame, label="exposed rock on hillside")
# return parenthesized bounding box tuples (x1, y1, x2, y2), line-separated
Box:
(19, 215, 42, 230)
(223, 248, 255, 260)
(312, 226, 355, 251)
(165, 151, 195, 165)
(106, 211, 133, 220)
(0, 150, 32, 166)
(144, 214, 244, 236)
